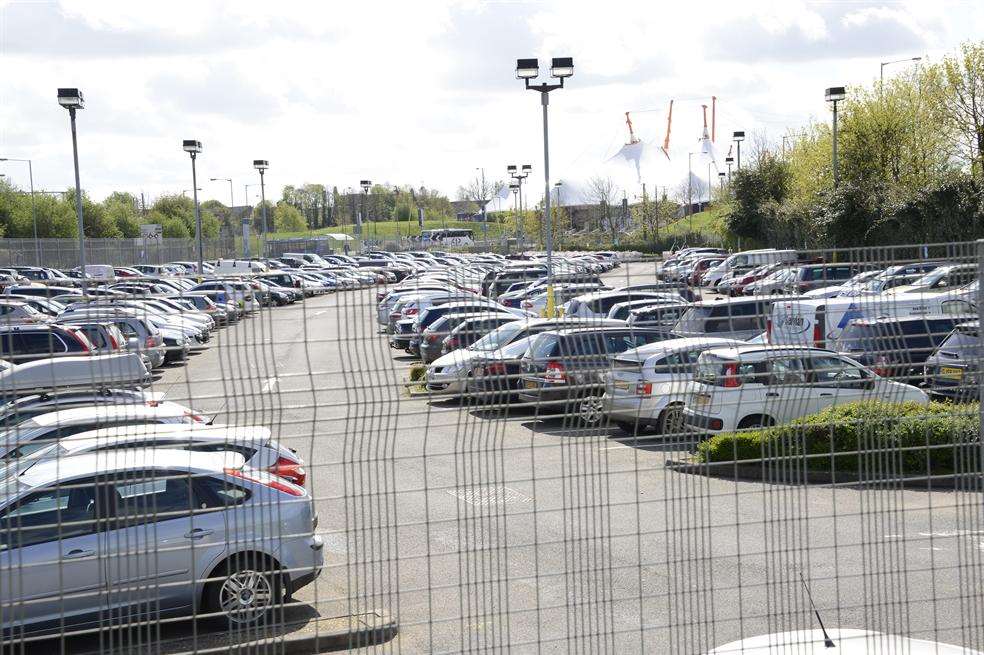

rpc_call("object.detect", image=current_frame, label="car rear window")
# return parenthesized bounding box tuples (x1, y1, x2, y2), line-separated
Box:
(530, 334, 560, 359)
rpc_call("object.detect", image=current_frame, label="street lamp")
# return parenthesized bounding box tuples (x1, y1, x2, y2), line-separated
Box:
(475, 167, 489, 240)
(880, 56, 922, 92)
(516, 56, 573, 317)
(508, 163, 532, 242)
(732, 131, 745, 169)
(253, 160, 269, 254)
(718, 171, 726, 194)
(182, 139, 204, 274)
(0, 157, 39, 265)
(359, 180, 371, 246)
(210, 177, 242, 256)
(725, 156, 734, 182)
(825, 86, 846, 188)
(57, 88, 87, 285)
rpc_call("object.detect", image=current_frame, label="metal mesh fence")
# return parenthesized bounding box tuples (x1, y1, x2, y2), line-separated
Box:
(0, 243, 981, 653)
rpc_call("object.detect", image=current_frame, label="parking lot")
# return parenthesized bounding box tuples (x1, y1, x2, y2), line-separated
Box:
(144, 259, 984, 653)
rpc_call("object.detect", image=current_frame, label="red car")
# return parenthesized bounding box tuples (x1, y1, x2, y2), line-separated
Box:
(689, 258, 725, 286)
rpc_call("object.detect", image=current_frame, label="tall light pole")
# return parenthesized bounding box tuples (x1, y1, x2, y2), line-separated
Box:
(880, 56, 922, 95)
(182, 140, 204, 274)
(244, 183, 260, 258)
(0, 157, 39, 265)
(733, 131, 745, 170)
(725, 156, 734, 182)
(359, 180, 371, 248)
(687, 152, 694, 232)
(507, 163, 531, 242)
(57, 88, 87, 286)
(253, 160, 269, 255)
(825, 86, 846, 188)
(475, 167, 489, 241)
(718, 171, 726, 194)
(516, 56, 573, 316)
(210, 176, 240, 257)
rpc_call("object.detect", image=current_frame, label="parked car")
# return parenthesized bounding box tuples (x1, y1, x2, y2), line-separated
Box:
(673, 296, 798, 341)
(830, 314, 974, 382)
(0, 448, 322, 635)
(0, 402, 206, 462)
(924, 320, 980, 401)
(889, 264, 978, 295)
(466, 335, 538, 404)
(0, 353, 151, 400)
(564, 291, 681, 319)
(0, 324, 94, 363)
(8, 424, 304, 485)
(517, 327, 674, 423)
(0, 388, 167, 427)
(440, 314, 519, 356)
(420, 312, 514, 364)
(425, 318, 625, 395)
(0, 300, 48, 324)
(682, 345, 928, 433)
(625, 303, 690, 330)
(602, 337, 743, 435)
(56, 320, 127, 357)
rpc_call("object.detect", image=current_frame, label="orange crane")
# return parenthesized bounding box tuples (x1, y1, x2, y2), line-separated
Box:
(624, 111, 640, 145)
(660, 99, 673, 160)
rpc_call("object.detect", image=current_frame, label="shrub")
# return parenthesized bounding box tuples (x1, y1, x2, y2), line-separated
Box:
(695, 401, 981, 478)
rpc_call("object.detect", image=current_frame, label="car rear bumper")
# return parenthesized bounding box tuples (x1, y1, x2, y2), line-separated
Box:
(682, 409, 726, 432)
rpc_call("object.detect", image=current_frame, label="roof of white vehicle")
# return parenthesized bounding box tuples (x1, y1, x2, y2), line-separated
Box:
(58, 424, 270, 454)
(702, 344, 837, 359)
(618, 337, 743, 361)
(573, 290, 676, 302)
(19, 448, 244, 488)
(24, 402, 190, 428)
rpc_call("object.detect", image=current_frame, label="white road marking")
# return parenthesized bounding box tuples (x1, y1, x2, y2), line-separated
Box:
(261, 377, 280, 393)
(313, 310, 329, 316)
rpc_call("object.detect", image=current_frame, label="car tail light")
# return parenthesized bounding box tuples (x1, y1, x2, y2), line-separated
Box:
(766, 318, 772, 343)
(405, 307, 418, 316)
(183, 410, 206, 423)
(813, 323, 823, 348)
(873, 355, 889, 377)
(709, 418, 724, 430)
(635, 381, 653, 395)
(268, 456, 307, 486)
(427, 333, 440, 344)
(723, 363, 742, 388)
(443, 337, 459, 352)
(544, 361, 567, 383)
(225, 467, 305, 496)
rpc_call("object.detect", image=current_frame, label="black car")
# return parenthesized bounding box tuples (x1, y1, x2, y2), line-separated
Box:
(466, 335, 539, 404)
(831, 314, 976, 382)
(517, 327, 673, 423)
(924, 320, 980, 401)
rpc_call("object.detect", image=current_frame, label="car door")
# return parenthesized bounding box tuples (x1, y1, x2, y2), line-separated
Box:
(759, 356, 816, 424)
(806, 354, 872, 412)
(0, 477, 112, 633)
(102, 469, 225, 618)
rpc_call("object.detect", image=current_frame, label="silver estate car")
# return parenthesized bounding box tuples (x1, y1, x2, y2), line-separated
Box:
(0, 448, 323, 636)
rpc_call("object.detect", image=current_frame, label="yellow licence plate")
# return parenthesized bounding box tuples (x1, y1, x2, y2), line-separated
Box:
(694, 394, 711, 406)
(524, 380, 538, 390)
(940, 367, 963, 381)
(614, 380, 630, 391)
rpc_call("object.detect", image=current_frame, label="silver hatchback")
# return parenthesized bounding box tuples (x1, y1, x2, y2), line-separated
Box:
(0, 448, 323, 638)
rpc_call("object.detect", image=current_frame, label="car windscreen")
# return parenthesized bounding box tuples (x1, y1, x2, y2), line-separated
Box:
(469, 322, 525, 352)
(936, 324, 980, 358)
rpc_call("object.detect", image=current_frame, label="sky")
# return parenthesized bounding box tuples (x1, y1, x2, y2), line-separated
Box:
(1, 0, 983, 210)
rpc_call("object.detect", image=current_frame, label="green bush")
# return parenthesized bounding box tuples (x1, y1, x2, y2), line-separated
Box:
(695, 401, 981, 478)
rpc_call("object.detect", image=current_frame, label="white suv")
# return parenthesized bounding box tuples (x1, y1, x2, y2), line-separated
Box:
(682, 345, 928, 433)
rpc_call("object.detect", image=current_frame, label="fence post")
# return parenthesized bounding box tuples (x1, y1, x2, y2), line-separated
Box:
(978, 239, 984, 471)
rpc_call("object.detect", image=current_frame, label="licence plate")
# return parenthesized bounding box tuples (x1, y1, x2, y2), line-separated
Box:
(940, 367, 963, 381)
(694, 394, 711, 407)
(524, 379, 538, 390)
(614, 380, 630, 391)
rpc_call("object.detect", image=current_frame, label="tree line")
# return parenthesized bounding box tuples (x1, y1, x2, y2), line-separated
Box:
(726, 41, 984, 249)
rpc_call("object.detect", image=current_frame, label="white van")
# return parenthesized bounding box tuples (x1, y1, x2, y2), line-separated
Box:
(703, 249, 798, 287)
(84, 264, 115, 281)
(769, 292, 976, 347)
(212, 259, 268, 275)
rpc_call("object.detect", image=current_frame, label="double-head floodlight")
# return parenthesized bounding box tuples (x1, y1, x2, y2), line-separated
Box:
(732, 131, 745, 142)
(825, 86, 846, 103)
(509, 181, 520, 190)
(521, 164, 532, 173)
(507, 165, 517, 173)
(183, 140, 202, 154)
(57, 88, 84, 109)
(253, 159, 269, 171)
(516, 58, 574, 82)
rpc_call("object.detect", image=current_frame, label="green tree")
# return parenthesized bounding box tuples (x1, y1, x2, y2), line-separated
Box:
(159, 214, 191, 238)
(273, 202, 306, 232)
(201, 199, 233, 234)
(725, 155, 791, 244)
(251, 200, 274, 233)
(926, 41, 984, 180)
(103, 193, 141, 238)
(66, 190, 120, 238)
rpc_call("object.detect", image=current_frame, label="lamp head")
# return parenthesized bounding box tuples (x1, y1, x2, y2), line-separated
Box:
(507, 164, 517, 173)
(550, 57, 574, 79)
(732, 131, 745, 142)
(253, 159, 269, 171)
(521, 164, 532, 173)
(360, 180, 372, 192)
(825, 86, 846, 102)
(516, 58, 539, 80)
(57, 88, 84, 109)
(182, 139, 203, 154)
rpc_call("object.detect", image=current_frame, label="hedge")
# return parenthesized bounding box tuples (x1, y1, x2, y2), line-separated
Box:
(694, 401, 982, 477)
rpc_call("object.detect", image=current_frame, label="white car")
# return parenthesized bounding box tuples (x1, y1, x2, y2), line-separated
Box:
(5, 424, 305, 485)
(564, 291, 681, 319)
(0, 353, 152, 398)
(0, 402, 205, 461)
(682, 345, 928, 433)
(602, 338, 742, 435)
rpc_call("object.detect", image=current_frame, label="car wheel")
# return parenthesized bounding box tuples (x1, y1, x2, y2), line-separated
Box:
(657, 405, 686, 435)
(205, 554, 282, 627)
(577, 395, 605, 425)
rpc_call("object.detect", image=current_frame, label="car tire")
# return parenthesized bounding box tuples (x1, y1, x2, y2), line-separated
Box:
(657, 404, 686, 435)
(204, 553, 283, 628)
(576, 395, 605, 425)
